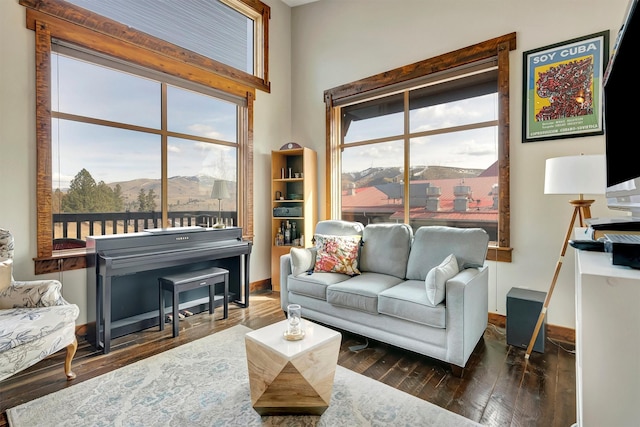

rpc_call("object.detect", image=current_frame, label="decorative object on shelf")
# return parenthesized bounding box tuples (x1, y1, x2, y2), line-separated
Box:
(522, 31, 609, 142)
(210, 180, 230, 228)
(280, 142, 302, 150)
(284, 303, 305, 340)
(525, 154, 605, 359)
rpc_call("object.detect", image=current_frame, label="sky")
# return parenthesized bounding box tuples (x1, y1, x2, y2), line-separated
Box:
(341, 94, 498, 173)
(51, 52, 498, 187)
(51, 53, 238, 189)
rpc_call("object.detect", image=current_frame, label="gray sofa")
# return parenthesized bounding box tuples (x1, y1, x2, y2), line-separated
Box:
(279, 220, 489, 374)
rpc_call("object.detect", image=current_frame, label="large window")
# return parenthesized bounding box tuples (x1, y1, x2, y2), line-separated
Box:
(21, 0, 265, 273)
(51, 49, 243, 243)
(325, 34, 516, 262)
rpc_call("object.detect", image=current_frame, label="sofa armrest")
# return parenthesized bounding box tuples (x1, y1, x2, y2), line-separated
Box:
(279, 253, 293, 310)
(444, 265, 489, 368)
(0, 279, 69, 309)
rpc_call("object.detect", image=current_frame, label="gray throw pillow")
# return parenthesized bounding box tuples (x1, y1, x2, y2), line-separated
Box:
(425, 253, 458, 306)
(406, 226, 489, 281)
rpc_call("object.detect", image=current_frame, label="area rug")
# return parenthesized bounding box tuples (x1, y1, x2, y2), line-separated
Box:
(7, 325, 480, 427)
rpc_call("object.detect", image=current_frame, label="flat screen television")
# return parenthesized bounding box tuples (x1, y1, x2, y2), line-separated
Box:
(604, 0, 640, 218)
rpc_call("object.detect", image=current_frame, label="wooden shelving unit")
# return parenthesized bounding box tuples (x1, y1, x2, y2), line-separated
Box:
(270, 147, 317, 291)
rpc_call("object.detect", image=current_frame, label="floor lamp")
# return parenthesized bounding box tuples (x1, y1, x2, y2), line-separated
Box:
(211, 180, 230, 228)
(524, 154, 606, 360)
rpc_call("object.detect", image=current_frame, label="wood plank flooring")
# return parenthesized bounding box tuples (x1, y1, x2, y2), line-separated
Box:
(0, 293, 576, 426)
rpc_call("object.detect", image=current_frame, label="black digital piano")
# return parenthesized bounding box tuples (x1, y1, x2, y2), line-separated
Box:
(86, 226, 252, 353)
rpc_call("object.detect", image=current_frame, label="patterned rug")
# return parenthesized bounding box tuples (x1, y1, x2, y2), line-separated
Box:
(7, 325, 480, 426)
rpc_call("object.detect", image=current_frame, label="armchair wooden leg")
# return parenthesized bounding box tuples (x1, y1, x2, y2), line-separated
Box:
(65, 338, 78, 380)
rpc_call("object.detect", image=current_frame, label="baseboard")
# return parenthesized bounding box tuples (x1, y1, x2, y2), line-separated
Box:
(488, 312, 575, 344)
(250, 278, 271, 293)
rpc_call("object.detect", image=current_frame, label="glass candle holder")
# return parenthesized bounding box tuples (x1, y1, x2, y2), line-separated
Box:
(287, 304, 302, 336)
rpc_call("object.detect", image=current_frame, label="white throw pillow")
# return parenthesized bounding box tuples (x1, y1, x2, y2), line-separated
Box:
(424, 254, 458, 306)
(0, 258, 13, 293)
(290, 247, 316, 276)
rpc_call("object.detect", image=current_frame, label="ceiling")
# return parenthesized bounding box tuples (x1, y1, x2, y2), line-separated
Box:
(281, 0, 320, 7)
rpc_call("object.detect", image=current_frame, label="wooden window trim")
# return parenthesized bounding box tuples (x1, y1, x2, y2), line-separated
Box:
(24, 11, 256, 274)
(324, 33, 516, 262)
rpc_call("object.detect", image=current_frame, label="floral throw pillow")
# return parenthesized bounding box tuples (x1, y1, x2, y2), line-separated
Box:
(313, 234, 361, 276)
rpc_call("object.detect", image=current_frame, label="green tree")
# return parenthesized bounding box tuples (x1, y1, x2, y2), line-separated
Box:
(112, 184, 124, 212)
(95, 181, 115, 212)
(146, 189, 157, 211)
(137, 188, 148, 212)
(62, 168, 97, 212)
(59, 169, 125, 213)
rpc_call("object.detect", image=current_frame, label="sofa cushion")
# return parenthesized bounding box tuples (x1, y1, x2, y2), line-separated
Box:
(425, 254, 458, 306)
(378, 280, 446, 328)
(287, 272, 351, 301)
(359, 223, 412, 279)
(326, 272, 403, 314)
(0, 258, 12, 293)
(0, 304, 80, 352)
(290, 247, 316, 276)
(313, 234, 362, 275)
(314, 220, 365, 237)
(406, 226, 489, 280)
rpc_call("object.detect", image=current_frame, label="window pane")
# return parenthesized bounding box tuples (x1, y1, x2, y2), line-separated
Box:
(409, 72, 498, 133)
(342, 93, 404, 143)
(52, 119, 161, 240)
(52, 53, 161, 128)
(410, 92, 498, 133)
(167, 85, 237, 142)
(340, 141, 405, 224)
(167, 137, 238, 226)
(408, 127, 499, 240)
(64, 0, 254, 74)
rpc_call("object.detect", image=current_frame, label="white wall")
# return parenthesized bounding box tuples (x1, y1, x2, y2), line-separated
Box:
(0, 0, 292, 325)
(289, 0, 630, 328)
(0, 0, 631, 329)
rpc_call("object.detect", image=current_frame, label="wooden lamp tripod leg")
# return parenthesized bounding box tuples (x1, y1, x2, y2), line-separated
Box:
(525, 201, 592, 360)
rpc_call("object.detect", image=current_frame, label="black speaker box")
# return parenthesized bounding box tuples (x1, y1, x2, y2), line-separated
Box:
(506, 287, 546, 354)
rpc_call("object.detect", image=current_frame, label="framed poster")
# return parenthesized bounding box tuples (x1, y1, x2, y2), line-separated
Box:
(522, 31, 609, 142)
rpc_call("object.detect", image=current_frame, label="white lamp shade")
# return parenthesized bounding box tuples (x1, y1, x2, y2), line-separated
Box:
(210, 180, 230, 199)
(544, 154, 606, 195)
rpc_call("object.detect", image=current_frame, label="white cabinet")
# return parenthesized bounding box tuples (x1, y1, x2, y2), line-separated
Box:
(575, 249, 640, 427)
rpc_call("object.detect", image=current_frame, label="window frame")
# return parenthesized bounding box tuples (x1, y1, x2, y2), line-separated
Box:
(324, 33, 516, 262)
(21, 0, 261, 273)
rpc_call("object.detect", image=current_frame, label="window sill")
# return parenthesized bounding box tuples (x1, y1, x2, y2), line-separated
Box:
(487, 244, 512, 262)
(34, 250, 87, 275)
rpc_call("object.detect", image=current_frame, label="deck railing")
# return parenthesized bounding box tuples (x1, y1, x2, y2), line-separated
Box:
(52, 210, 234, 247)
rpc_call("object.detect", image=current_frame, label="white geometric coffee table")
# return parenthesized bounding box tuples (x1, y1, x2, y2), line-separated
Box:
(244, 319, 341, 415)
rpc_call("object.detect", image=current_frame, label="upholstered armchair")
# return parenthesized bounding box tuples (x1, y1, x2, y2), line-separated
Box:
(0, 228, 80, 382)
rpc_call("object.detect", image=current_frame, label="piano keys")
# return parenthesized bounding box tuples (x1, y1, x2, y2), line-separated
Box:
(86, 226, 252, 354)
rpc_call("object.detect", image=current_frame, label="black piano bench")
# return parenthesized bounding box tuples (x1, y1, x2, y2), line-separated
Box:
(158, 267, 229, 338)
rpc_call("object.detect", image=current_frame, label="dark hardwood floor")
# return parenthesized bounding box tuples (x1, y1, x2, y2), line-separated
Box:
(0, 293, 576, 426)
